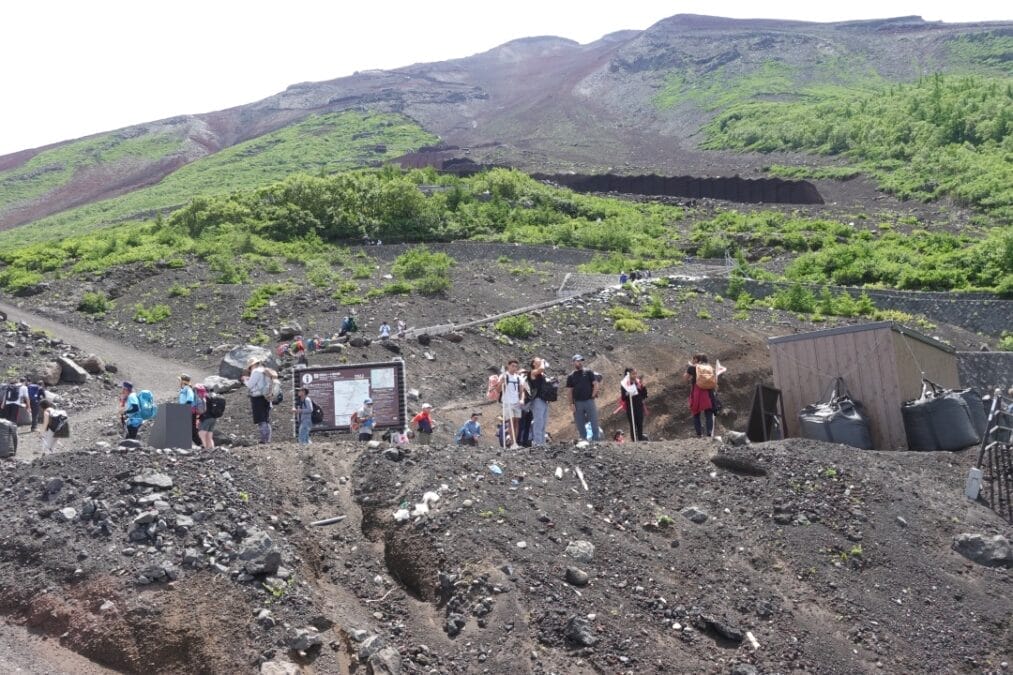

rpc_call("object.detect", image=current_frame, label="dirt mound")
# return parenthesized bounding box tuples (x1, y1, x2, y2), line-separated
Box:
(1, 427, 1010, 673)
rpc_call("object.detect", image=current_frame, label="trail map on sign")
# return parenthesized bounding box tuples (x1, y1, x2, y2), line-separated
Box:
(333, 379, 371, 426)
(293, 360, 407, 434)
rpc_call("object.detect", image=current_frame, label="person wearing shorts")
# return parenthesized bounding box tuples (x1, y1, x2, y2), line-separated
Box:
(498, 359, 527, 449)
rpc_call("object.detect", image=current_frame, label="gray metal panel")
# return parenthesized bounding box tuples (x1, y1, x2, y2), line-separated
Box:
(768, 321, 954, 354)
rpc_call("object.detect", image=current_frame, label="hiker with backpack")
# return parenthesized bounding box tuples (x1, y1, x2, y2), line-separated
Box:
(411, 403, 435, 444)
(121, 382, 143, 439)
(177, 374, 202, 447)
(618, 367, 648, 441)
(244, 357, 273, 444)
(194, 384, 216, 449)
(685, 353, 717, 438)
(498, 359, 527, 449)
(38, 400, 67, 454)
(527, 357, 556, 446)
(293, 386, 313, 445)
(566, 354, 602, 441)
(2, 379, 22, 424)
(27, 379, 45, 431)
(339, 315, 357, 337)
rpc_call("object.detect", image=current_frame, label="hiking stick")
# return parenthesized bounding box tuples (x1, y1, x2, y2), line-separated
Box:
(627, 385, 638, 441)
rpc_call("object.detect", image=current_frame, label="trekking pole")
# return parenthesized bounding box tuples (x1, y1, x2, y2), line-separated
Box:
(627, 385, 638, 441)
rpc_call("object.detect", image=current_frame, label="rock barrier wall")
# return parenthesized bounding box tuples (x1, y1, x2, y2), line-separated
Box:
(674, 277, 1012, 337)
(353, 241, 597, 265)
(532, 173, 824, 205)
(957, 352, 1013, 395)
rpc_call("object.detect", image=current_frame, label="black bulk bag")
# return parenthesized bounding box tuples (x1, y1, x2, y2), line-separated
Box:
(0, 418, 17, 458)
(901, 379, 979, 452)
(798, 378, 874, 449)
(954, 388, 987, 440)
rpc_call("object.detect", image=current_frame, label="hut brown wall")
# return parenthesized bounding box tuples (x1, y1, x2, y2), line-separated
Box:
(769, 323, 958, 450)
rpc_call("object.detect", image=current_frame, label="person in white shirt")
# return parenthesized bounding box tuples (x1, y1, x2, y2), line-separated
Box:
(244, 358, 272, 444)
(498, 359, 527, 449)
(378, 321, 391, 341)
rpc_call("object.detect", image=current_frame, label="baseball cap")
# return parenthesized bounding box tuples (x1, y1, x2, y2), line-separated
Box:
(364, 397, 373, 404)
(422, 403, 432, 409)
(179, 374, 191, 383)
(121, 381, 133, 390)
(572, 354, 584, 361)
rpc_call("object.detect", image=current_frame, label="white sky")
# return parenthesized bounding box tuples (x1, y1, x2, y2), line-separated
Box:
(1, 1, 1008, 157)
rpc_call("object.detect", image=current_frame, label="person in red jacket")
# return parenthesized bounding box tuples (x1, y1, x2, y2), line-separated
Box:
(684, 353, 715, 437)
(411, 403, 435, 444)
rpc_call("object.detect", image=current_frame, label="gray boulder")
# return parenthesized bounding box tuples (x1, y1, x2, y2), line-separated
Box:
(130, 471, 174, 489)
(239, 528, 282, 575)
(953, 533, 1013, 568)
(78, 354, 106, 375)
(260, 659, 299, 675)
(278, 324, 302, 341)
(287, 626, 322, 652)
(369, 646, 402, 674)
(57, 356, 89, 384)
(564, 540, 595, 563)
(34, 361, 62, 387)
(219, 345, 277, 381)
(203, 375, 241, 394)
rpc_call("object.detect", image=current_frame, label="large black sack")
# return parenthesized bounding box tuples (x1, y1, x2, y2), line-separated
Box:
(0, 418, 17, 458)
(902, 380, 979, 452)
(798, 378, 874, 449)
(954, 388, 987, 440)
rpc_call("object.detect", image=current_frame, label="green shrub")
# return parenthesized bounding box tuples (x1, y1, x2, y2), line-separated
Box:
(352, 264, 374, 279)
(78, 291, 111, 314)
(998, 333, 1013, 351)
(413, 273, 451, 295)
(735, 292, 754, 310)
(242, 283, 288, 322)
(608, 306, 644, 321)
(168, 283, 191, 298)
(392, 247, 454, 279)
(209, 254, 248, 284)
(0, 268, 43, 294)
(696, 309, 713, 320)
(331, 280, 358, 299)
(614, 318, 649, 332)
(264, 258, 284, 274)
(305, 258, 336, 287)
(496, 314, 534, 338)
(382, 281, 413, 295)
(771, 283, 817, 313)
(133, 303, 171, 324)
(644, 294, 675, 319)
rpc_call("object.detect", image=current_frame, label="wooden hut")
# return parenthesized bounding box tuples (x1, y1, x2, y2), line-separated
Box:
(768, 322, 960, 450)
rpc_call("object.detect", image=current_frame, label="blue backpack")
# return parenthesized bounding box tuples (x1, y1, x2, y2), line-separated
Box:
(138, 390, 158, 421)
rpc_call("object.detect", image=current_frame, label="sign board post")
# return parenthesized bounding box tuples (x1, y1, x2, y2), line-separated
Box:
(292, 360, 407, 436)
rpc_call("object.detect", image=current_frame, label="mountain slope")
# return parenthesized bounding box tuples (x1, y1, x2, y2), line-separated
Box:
(0, 14, 1011, 245)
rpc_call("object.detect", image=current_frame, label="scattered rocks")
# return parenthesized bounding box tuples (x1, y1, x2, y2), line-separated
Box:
(130, 471, 173, 489)
(277, 324, 303, 341)
(564, 540, 595, 563)
(78, 353, 106, 374)
(287, 626, 322, 652)
(219, 345, 278, 380)
(57, 356, 89, 384)
(695, 614, 744, 644)
(239, 528, 282, 576)
(564, 567, 589, 587)
(952, 533, 1013, 568)
(260, 659, 299, 675)
(681, 506, 709, 524)
(564, 616, 598, 646)
(203, 375, 242, 394)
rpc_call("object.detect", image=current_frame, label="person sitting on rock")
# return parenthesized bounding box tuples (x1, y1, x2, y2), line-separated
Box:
(455, 412, 482, 446)
(378, 321, 391, 341)
(411, 403, 435, 444)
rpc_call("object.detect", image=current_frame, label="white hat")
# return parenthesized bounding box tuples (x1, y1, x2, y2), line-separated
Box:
(422, 403, 432, 409)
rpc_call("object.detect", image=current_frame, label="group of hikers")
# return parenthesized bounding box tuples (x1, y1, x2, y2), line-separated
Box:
(2, 376, 67, 452)
(273, 316, 408, 369)
(452, 352, 723, 447)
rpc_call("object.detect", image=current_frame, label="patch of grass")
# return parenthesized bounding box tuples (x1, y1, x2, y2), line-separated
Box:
(496, 314, 534, 338)
(242, 283, 289, 322)
(133, 302, 171, 324)
(78, 291, 112, 314)
(643, 294, 675, 319)
(351, 264, 374, 279)
(167, 283, 191, 298)
(615, 317, 649, 332)
(998, 333, 1013, 351)
(696, 309, 712, 320)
